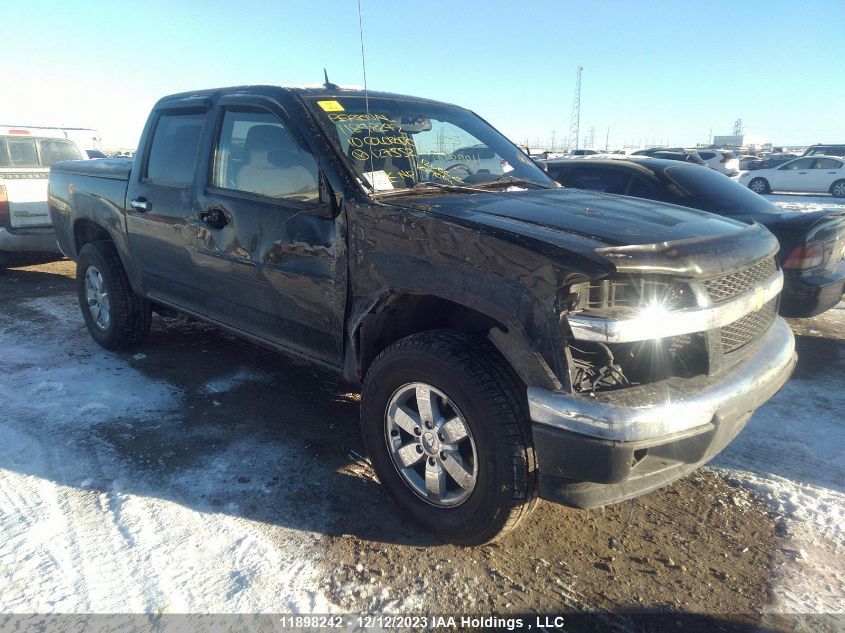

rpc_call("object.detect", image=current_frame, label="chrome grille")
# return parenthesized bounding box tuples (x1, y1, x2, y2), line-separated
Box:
(704, 258, 777, 303)
(721, 299, 778, 353)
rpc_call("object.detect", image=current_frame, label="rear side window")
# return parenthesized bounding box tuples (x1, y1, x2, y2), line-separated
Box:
(813, 158, 843, 169)
(567, 167, 631, 194)
(37, 139, 82, 166)
(146, 111, 206, 185)
(0, 137, 83, 167)
(781, 158, 814, 170)
(665, 164, 775, 214)
(627, 176, 659, 199)
(698, 151, 715, 160)
(4, 138, 38, 166)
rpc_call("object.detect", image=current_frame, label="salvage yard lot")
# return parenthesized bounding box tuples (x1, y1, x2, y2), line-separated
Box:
(1, 214, 843, 629)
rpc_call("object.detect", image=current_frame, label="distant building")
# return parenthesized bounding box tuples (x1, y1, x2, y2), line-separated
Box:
(713, 134, 744, 148)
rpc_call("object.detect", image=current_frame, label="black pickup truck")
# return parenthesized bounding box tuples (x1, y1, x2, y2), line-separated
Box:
(48, 85, 797, 545)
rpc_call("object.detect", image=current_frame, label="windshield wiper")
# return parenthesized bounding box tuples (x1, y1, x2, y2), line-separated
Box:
(376, 181, 490, 197)
(478, 175, 553, 189)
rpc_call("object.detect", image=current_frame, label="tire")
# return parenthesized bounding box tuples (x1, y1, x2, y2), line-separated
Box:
(361, 329, 538, 546)
(748, 177, 770, 194)
(76, 241, 151, 350)
(831, 180, 845, 198)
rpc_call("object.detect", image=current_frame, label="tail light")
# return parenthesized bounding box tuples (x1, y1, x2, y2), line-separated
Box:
(782, 243, 824, 270)
(0, 185, 10, 227)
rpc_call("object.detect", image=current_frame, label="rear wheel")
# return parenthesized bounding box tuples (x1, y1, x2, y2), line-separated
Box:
(361, 329, 537, 546)
(831, 180, 845, 198)
(76, 241, 151, 350)
(748, 177, 770, 194)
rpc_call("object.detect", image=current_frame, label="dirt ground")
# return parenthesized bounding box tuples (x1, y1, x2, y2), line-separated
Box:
(0, 258, 821, 631)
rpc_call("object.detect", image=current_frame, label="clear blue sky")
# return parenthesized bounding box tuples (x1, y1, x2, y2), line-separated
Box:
(3, 0, 843, 149)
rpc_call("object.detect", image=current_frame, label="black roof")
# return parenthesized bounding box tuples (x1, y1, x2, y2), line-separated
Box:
(156, 84, 465, 111)
(541, 156, 690, 173)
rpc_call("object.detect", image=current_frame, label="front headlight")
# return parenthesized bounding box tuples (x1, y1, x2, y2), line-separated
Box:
(567, 275, 696, 317)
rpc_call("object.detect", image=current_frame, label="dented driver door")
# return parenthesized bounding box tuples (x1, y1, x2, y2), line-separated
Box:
(190, 94, 347, 368)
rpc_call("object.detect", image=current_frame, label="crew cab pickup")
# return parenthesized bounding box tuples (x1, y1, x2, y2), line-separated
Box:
(48, 85, 797, 545)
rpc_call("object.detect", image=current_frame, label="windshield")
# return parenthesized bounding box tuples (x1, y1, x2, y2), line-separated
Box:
(665, 164, 778, 214)
(303, 95, 554, 194)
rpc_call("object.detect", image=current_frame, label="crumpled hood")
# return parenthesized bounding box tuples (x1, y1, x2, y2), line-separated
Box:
(386, 187, 750, 249)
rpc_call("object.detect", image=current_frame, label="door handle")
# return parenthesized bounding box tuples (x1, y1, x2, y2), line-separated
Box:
(199, 207, 229, 230)
(130, 197, 152, 212)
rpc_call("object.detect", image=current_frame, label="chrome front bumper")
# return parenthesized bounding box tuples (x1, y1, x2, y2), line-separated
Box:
(528, 317, 796, 442)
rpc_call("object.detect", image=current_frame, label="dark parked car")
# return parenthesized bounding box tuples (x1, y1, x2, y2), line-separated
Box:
(544, 157, 845, 317)
(631, 147, 706, 165)
(803, 144, 845, 158)
(745, 153, 798, 171)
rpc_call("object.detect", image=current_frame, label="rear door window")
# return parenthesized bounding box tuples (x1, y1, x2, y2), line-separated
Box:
(567, 167, 631, 194)
(627, 176, 659, 199)
(780, 158, 814, 170)
(812, 158, 843, 169)
(37, 139, 82, 166)
(665, 164, 775, 214)
(145, 111, 206, 185)
(5, 138, 38, 166)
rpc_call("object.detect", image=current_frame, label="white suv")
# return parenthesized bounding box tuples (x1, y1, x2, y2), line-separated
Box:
(1, 130, 84, 267)
(691, 149, 740, 176)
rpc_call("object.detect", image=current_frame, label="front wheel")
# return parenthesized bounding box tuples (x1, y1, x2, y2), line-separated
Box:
(361, 330, 537, 546)
(748, 177, 770, 194)
(831, 180, 845, 198)
(77, 241, 151, 350)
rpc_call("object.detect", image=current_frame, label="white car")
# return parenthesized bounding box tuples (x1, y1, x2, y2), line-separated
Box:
(691, 149, 740, 175)
(1, 129, 85, 266)
(738, 155, 845, 198)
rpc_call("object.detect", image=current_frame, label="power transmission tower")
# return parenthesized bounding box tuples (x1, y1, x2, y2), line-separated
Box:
(587, 126, 596, 149)
(567, 66, 583, 152)
(733, 118, 743, 136)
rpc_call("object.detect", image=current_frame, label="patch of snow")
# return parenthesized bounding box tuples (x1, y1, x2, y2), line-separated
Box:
(202, 367, 272, 395)
(0, 294, 338, 613)
(764, 193, 845, 213)
(715, 305, 845, 614)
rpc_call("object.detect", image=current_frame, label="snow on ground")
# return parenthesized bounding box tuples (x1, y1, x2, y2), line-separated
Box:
(765, 192, 845, 213)
(0, 295, 339, 613)
(715, 294, 845, 614)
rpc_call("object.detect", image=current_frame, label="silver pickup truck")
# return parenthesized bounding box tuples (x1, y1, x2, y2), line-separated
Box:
(1, 130, 84, 266)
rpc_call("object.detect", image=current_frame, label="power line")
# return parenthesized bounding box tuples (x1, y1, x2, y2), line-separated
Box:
(567, 66, 583, 152)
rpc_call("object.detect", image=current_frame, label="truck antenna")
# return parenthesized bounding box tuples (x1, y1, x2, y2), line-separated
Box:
(357, 0, 374, 187)
(323, 68, 338, 90)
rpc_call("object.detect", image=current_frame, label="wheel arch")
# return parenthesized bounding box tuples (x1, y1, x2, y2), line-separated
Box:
(348, 291, 562, 392)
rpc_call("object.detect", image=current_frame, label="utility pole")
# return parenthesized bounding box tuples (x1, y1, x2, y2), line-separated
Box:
(567, 66, 583, 152)
(605, 127, 610, 151)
